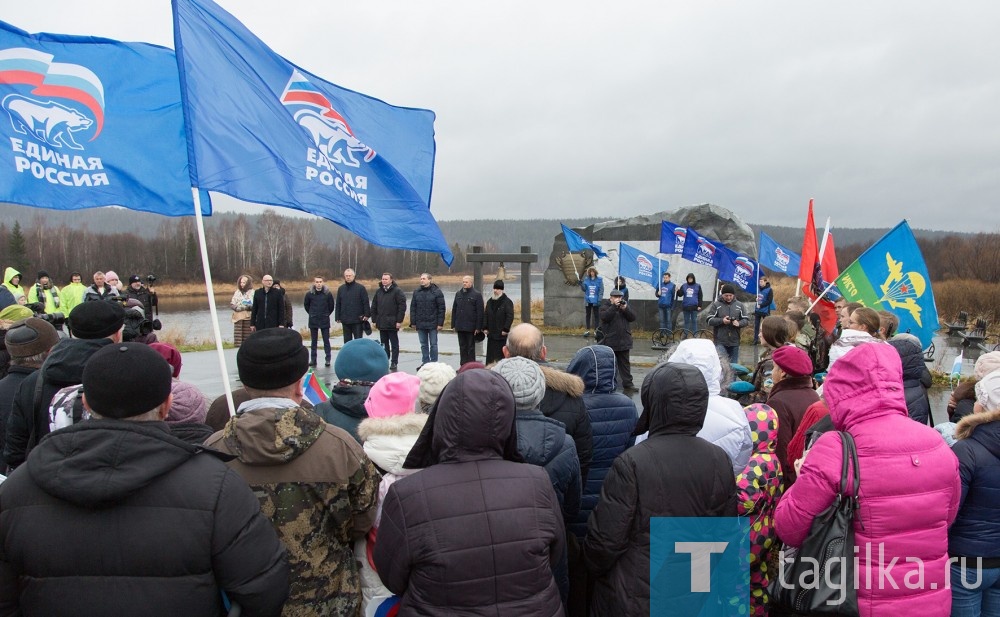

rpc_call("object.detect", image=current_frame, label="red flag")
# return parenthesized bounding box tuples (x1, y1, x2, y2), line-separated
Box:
(798, 199, 838, 334)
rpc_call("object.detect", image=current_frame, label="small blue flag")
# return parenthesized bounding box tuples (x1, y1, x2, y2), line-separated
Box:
(0, 20, 206, 216)
(659, 220, 688, 255)
(758, 231, 802, 276)
(172, 0, 452, 264)
(618, 242, 661, 287)
(561, 223, 607, 258)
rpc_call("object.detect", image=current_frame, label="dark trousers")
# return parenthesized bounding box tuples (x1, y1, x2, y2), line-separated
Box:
(457, 331, 477, 365)
(753, 312, 768, 343)
(585, 304, 598, 330)
(723, 344, 740, 364)
(310, 328, 331, 363)
(485, 337, 507, 365)
(342, 322, 364, 343)
(379, 328, 400, 366)
(614, 349, 633, 389)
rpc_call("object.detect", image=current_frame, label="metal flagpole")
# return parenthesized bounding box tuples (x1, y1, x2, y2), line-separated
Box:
(192, 188, 237, 417)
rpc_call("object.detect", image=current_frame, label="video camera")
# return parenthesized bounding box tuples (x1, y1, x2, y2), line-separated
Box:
(146, 274, 157, 285)
(26, 302, 66, 329)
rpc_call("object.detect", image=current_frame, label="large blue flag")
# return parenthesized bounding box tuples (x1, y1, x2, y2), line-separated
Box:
(681, 227, 727, 270)
(717, 246, 758, 294)
(618, 242, 662, 287)
(172, 0, 452, 264)
(561, 223, 607, 258)
(659, 220, 688, 255)
(834, 221, 939, 348)
(758, 231, 801, 276)
(0, 21, 205, 216)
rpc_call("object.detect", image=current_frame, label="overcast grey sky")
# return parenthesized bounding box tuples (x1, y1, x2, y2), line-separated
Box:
(6, 1, 999, 231)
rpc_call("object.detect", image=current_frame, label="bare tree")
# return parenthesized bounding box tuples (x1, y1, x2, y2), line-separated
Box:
(257, 209, 285, 274)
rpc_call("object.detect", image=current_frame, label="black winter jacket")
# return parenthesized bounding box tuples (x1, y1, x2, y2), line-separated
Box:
(0, 420, 289, 616)
(314, 383, 371, 444)
(0, 365, 35, 465)
(888, 338, 933, 425)
(123, 284, 157, 321)
(3, 337, 113, 470)
(516, 410, 581, 521)
(374, 370, 564, 617)
(539, 365, 593, 485)
(451, 287, 484, 333)
(584, 363, 737, 616)
(409, 283, 445, 330)
(335, 281, 370, 325)
(371, 282, 406, 330)
(483, 293, 514, 340)
(950, 409, 1000, 566)
(565, 345, 638, 539)
(598, 299, 634, 351)
(303, 285, 335, 329)
(251, 287, 285, 330)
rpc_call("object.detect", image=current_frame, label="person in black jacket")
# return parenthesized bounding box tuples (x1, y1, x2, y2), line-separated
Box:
(599, 289, 636, 390)
(483, 279, 514, 365)
(250, 274, 285, 332)
(451, 275, 484, 365)
(0, 318, 59, 468)
(0, 343, 289, 616)
(303, 275, 335, 367)
(409, 273, 446, 365)
(584, 362, 738, 616)
(888, 334, 933, 425)
(371, 272, 407, 371)
(124, 274, 158, 322)
(335, 268, 370, 343)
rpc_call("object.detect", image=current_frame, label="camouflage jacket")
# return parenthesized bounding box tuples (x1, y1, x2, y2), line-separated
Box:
(205, 398, 380, 617)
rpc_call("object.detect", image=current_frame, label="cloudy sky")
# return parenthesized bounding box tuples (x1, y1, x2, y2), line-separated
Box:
(6, 1, 999, 232)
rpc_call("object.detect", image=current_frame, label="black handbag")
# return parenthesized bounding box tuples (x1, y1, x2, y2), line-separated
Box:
(769, 431, 860, 616)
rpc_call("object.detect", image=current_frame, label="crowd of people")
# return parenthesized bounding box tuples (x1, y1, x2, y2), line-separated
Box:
(0, 266, 998, 617)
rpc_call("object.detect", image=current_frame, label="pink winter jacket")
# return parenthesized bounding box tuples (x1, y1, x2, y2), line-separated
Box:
(775, 343, 960, 617)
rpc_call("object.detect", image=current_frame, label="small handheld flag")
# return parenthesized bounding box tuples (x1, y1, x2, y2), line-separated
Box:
(303, 370, 331, 406)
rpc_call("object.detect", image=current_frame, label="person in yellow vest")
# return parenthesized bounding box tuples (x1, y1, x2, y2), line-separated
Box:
(26, 271, 61, 315)
(2, 267, 26, 303)
(60, 272, 87, 314)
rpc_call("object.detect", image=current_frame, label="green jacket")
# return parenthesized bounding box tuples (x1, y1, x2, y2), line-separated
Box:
(60, 282, 87, 314)
(27, 282, 61, 314)
(3, 266, 26, 301)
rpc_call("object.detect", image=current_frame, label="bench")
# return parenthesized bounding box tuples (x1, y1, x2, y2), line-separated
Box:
(945, 311, 969, 335)
(959, 317, 989, 347)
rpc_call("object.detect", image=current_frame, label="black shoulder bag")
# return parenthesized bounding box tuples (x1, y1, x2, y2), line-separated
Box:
(769, 431, 860, 616)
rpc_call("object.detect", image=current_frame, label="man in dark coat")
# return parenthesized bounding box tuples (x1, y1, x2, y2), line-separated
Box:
(250, 274, 285, 332)
(706, 283, 749, 363)
(409, 273, 446, 364)
(371, 272, 407, 371)
(0, 343, 289, 615)
(335, 268, 370, 343)
(0, 318, 59, 467)
(451, 275, 484, 365)
(303, 275, 335, 367)
(584, 362, 737, 617)
(599, 289, 636, 390)
(123, 274, 158, 322)
(373, 369, 565, 616)
(483, 279, 514, 365)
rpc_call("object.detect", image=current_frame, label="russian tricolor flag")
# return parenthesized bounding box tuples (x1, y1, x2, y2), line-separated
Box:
(303, 370, 331, 405)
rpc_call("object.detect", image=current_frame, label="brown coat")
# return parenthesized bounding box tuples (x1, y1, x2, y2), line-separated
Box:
(766, 374, 820, 483)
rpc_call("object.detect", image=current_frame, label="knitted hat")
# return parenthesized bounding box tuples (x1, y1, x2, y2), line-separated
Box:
(5, 317, 59, 358)
(166, 380, 208, 424)
(104, 270, 120, 282)
(128, 275, 141, 284)
(0, 305, 32, 322)
(975, 370, 1000, 412)
(36, 270, 49, 280)
(492, 356, 546, 410)
(772, 345, 813, 377)
(237, 329, 309, 390)
(974, 351, 1000, 380)
(365, 372, 421, 418)
(417, 362, 457, 406)
(149, 342, 183, 378)
(493, 280, 504, 290)
(82, 343, 173, 418)
(457, 361, 486, 374)
(335, 338, 389, 383)
(720, 284, 736, 295)
(68, 300, 126, 339)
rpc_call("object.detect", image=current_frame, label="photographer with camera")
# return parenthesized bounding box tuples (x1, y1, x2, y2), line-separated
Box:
(124, 274, 158, 323)
(598, 288, 636, 391)
(83, 271, 120, 303)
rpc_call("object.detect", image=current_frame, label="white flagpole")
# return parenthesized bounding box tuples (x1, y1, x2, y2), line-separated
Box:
(192, 188, 236, 417)
(818, 217, 832, 264)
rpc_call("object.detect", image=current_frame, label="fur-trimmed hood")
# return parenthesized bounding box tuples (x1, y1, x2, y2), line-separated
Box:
(358, 413, 428, 474)
(540, 365, 584, 397)
(955, 408, 1000, 454)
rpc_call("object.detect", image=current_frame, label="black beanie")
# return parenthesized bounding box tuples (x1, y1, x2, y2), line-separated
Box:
(69, 301, 126, 339)
(37, 270, 49, 280)
(83, 343, 173, 418)
(493, 280, 504, 290)
(238, 329, 309, 390)
(721, 284, 736, 295)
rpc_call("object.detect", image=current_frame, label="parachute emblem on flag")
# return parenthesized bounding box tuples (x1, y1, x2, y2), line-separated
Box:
(879, 253, 927, 327)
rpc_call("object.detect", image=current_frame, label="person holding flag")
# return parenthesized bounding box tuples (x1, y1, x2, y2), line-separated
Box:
(753, 276, 774, 345)
(579, 266, 603, 337)
(678, 273, 704, 338)
(655, 271, 676, 333)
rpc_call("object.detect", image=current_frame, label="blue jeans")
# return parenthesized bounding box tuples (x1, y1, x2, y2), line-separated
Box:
(683, 310, 698, 337)
(722, 344, 740, 364)
(417, 328, 438, 364)
(658, 306, 673, 331)
(952, 562, 1000, 617)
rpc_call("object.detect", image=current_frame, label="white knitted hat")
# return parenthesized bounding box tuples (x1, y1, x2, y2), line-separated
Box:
(417, 362, 457, 406)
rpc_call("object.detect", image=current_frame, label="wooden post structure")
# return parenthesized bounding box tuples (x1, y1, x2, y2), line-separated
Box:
(467, 245, 539, 324)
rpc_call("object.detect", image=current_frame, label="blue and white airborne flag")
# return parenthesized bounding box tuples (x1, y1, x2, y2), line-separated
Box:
(0, 20, 205, 216)
(172, 0, 452, 264)
(758, 231, 801, 276)
(618, 242, 660, 287)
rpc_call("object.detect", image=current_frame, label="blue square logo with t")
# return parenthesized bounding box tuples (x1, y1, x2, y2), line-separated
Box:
(651, 517, 750, 616)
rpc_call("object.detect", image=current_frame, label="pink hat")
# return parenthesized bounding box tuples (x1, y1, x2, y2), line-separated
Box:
(150, 342, 183, 378)
(365, 372, 421, 418)
(104, 270, 120, 283)
(772, 345, 813, 377)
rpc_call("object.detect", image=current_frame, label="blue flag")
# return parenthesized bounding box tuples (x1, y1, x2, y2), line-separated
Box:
(172, 0, 452, 264)
(561, 223, 607, 258)
(717, 246, 759, 294)
(681, 227, 727, 270)
(758, 231, 801, 276)
(618, 243, 661, 287)
(834, 221, 939, 349)
(659, 220, 688, 255)
(0, 21, 205, 216)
